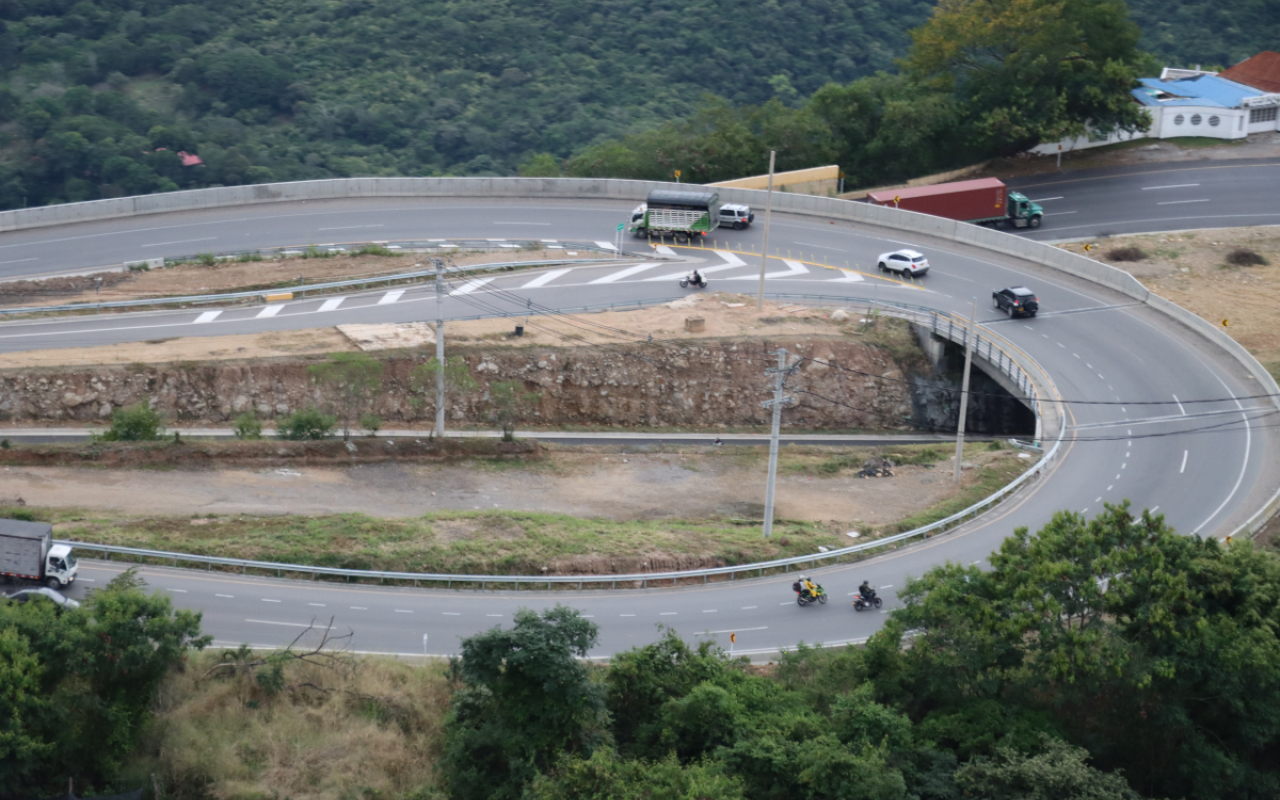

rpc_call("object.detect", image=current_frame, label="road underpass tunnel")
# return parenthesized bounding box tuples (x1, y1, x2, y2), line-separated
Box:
(909, 338, 1037, 437)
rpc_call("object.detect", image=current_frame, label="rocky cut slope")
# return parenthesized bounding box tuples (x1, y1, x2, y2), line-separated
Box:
(0, 338, 915, 431)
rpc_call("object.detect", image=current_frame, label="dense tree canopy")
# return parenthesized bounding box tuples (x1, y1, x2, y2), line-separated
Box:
(1126, 0, 1280, 71)
(0, 0, 1262, 212)
(0, 568, 210, 798)
(905, 0, 1153, 155)
(0, 0, 936, 209)
(870, 502, 1280, 800)
(438, 503, 1280, 800)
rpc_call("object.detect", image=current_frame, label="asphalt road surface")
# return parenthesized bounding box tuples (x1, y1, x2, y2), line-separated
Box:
(5, 166, 1278, 658)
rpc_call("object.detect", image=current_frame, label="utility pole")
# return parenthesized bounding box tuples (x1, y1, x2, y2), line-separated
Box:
(433, 257, 447, 439)
(761, 348, 796, 537)
(756, 149, 776, 311)
(953, 298, 977, 484)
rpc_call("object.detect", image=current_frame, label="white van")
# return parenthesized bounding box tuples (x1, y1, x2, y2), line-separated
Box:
(719, 203, 754, 230)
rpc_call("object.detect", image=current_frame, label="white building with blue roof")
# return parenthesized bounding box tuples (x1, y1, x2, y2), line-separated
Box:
(1029, 65, 1280, 155)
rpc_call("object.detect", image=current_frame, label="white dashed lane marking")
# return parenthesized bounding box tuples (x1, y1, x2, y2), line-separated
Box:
(194, 311, 221, 324)
(256, 304, 283, 319)
(318, 297, 345, 312)
(378, 289, 405, 305)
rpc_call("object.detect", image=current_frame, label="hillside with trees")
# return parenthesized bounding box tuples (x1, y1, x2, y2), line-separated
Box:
(1126, 0, 1280, 70)
(0, 0, 935, 209)
(559, 0, 1154, 187)
(0, 0, 1272, 212)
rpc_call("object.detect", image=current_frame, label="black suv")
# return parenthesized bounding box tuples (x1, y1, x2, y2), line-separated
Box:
(993, 286, 1039, 318)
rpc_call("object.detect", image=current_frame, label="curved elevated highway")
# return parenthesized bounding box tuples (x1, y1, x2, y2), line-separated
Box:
(2, 167, 1277, 658)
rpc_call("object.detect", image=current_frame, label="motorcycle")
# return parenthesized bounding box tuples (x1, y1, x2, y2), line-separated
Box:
(852, 593, 883, 612)
(794, 582, 828, 606)
(679, 272, 708, 289)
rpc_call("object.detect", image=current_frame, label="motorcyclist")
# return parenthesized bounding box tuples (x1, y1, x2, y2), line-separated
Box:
(859, 580, 876, 601)
(801, 576, 819, 599)
(690, 269, 703, 286)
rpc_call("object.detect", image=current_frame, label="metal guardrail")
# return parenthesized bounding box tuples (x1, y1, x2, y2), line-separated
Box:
(54, 295, 1065, 591)
(0, 240, 643, 317)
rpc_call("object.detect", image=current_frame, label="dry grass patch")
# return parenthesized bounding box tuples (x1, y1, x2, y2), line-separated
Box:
(1062, 226, 1280, 376)
(132, 650, 451, 800)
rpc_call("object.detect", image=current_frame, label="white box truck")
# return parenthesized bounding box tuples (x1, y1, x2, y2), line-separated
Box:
(0, 518, 78, 589)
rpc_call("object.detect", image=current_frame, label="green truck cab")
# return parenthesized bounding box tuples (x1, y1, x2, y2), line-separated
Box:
(1003, 191, 1045, 229)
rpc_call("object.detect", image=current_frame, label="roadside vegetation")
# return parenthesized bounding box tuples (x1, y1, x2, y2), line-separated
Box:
(10, 503, 1280, 799)
(3, 444, 1028, 577)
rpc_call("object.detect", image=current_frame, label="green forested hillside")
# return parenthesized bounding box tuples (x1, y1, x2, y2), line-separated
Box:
(0, 0, 1273, 212)
(0, 0, 933, 208)
(1127, 0, 1280, 70)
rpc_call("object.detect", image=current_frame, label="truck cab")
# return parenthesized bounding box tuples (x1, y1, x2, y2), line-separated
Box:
(46, 544, 77, 587)
(1007, 192, 1044, 228)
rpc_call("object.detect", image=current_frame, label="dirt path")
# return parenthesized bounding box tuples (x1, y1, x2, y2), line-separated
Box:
(0, 449, 1015, 528)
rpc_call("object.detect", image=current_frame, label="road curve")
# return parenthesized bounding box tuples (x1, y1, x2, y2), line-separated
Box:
(3, 174, 1277, 659)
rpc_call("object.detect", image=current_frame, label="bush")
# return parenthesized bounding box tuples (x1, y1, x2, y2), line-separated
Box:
(1105, 245, 1147, 262)
(233, 412, 263, 440)
(102, 403, 164, 441)
(196, 252, 218, 266)
(1226, 247, 1269, 267)
(359, 412, 382, 436)
(276, 407, 336, 440)
(354, 244, 399, 257)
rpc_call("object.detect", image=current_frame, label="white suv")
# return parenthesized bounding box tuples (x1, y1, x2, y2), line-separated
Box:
(876, 249, 929, 277)
(719, 204, 754, 230)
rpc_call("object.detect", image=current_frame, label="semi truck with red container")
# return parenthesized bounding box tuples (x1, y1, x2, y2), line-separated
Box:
(868, 178, 1044, 229)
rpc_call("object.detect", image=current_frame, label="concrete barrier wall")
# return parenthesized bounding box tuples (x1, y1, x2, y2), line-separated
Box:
(1, 177, 1275, 412)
